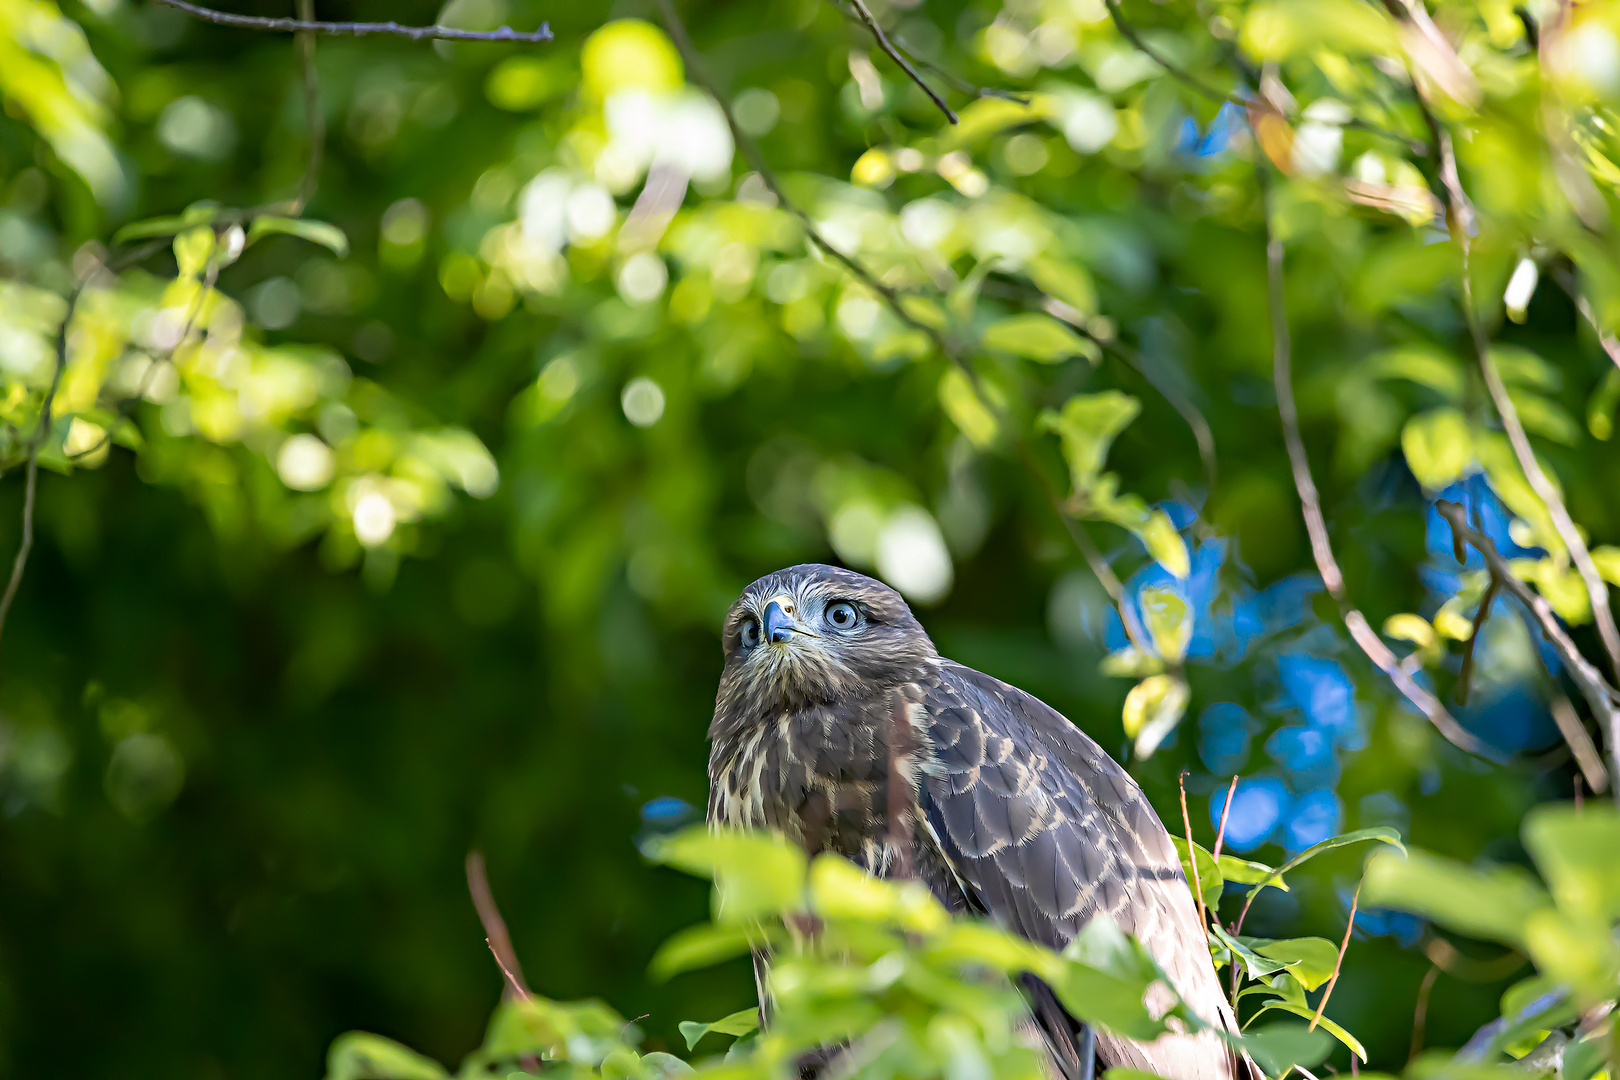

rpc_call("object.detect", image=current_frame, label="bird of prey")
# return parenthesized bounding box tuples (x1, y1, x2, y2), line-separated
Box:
(708, 564, 1243, 1080)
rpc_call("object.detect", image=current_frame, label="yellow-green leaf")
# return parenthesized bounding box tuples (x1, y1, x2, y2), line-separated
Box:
(983, 314, 1094, 363)
(1401, 407, 1471, 490)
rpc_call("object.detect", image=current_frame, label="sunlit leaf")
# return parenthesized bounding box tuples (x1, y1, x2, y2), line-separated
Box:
(325, 1032, 448, 1080)
(1245, 827, 1405, 902)
(1522, 805, 1620, 921)
(1038, 392, 1140, 489)
(1122, 673, 1189, 759)
(248, 215, 351, 258)
(1243, 937, 1338, 991)
(1171, 836, 1223, 911)
(1251, 1002, 1366, 1062)
(1401, 408, 1472, 490)
(1237, 1020, 1334, 1076)
(648, 922, 757, 980)
(678, 1008, 759, 1050)
(1362, 848, 1551, 947)
(982, 313, 1094, 364)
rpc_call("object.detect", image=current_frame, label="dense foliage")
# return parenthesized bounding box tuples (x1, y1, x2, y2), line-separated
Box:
(1, 0, 1618, 1078)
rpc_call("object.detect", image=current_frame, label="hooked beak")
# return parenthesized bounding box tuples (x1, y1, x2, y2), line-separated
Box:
(763, 599, 800, 643)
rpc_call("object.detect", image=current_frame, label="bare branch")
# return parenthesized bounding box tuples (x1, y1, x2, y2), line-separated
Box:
(1176, 770, 1209, 934)
(1264, 189, 1496, 760)
(1455, 572, 1499, 705)
(0, 279, 77, 651)
(1406, 51, 1620, 689)
(466, 851, 531, 999)
(1210, 774, 1238, 862)
(1044, 297, 1218, 492)
(1553, 265, 1620, 373)
(1101, 0, 1239, 105)
(1436, 499, 1620, 801)
(846, 0, 956, 124)
(1550, 693, 1608, 794)
(155, 0, 553, 42)
(1310, 880, 1360, 1032)
(286, 0, 324, 216)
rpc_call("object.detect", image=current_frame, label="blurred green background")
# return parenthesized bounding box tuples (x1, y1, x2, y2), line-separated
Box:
(2, 0, 1619, 1075)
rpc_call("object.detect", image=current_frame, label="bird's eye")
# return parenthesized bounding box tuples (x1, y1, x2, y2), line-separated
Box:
(825, 601, 859, 630)
(740, 619, 761, 649)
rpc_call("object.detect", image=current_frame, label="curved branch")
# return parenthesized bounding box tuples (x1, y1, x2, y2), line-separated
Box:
(1265, 182, 1497, 761)
(846, 0, 956, 123)
(155, 0, 553, 42)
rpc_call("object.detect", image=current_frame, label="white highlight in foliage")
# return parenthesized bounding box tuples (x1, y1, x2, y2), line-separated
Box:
(1059, 92, 1118, 154)
(876, 506, 954, 605)
(621, 376, 666, 427)
(351, 490, 396, 546)
(1503, 257, 1540, 321)
(617, 252, 668, 304)
(900, 199, 959, 250)
(276, 434, 335, 491)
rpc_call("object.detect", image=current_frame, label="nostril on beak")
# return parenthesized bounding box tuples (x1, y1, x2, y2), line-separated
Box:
(763, 600, 793, 643)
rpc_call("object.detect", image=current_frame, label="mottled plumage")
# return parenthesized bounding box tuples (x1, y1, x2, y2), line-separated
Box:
(709, 565, 1242, 1080)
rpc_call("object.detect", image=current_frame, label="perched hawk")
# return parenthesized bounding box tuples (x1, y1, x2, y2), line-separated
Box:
(708, 564, 1242, 1080)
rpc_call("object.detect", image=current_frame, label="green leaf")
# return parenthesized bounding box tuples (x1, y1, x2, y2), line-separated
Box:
(1052, 919, 1175, 1041)
(1251, 1002, 1367, 1062)
(1219, 855, 1289, 893)
(1521, 804, 1620, 921)
(1171, 836, 1223, 911)
(1587, 367, 1620, 440)
(1139, 585, 1192, 663)
(114, 204, 229, 243)
(248, 215, 351, 257)
(1364, 345, 1467, 400)
(1561, 1031, 1609, 1080)
(982, 314, 1094, 363)
(809, 853, 948, 933)
(1401, 408, 1472, 490)
(947, 259, 996, 328)
(1209, 924, 1298, 981)
(1244, 827, 1405, 903)
(325, 1032, 448, 1080)
(1362, 848, 1551, 947)
(678, 1008, 759, 1050)
(645, 827, 807, 923)
(648, 922, 756, 980)
(1241, 0, 1399, 59)
(938, 367, 1000, 448)
(1121, 673, 1189, 759)
(1237, 1020, 1335, 1076)
(1242, 937, 1339, 991)
(1029, 257, 1097, 316)
(1038, 392, 1141, 490)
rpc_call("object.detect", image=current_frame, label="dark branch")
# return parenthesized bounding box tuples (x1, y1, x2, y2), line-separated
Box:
(1264, 175, 1496, 761)
(0, 280, 76, 651)
(1436, 499, 1620, 800)
(155, 0, 553, 42)
(846, 0, 957, 123)
(1102, 0, 1240, 105)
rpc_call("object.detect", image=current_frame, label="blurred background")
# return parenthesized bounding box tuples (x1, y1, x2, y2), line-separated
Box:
(1, 0, 1617, 1075)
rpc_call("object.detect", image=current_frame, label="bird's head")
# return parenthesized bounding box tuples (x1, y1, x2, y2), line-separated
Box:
(714, 564, 937, 721)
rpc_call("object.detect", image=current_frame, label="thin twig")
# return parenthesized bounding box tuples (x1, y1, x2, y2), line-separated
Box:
(1455, 572, 1500, 705)
(1552, 266, 1620, 373)
(467, 851, 532, 998)
(656, 0, 1129, 606)
(1436, 499, 1620, 800)
(1310, 880, 1360, 1031)
(1047, 299, 1218, 492)
(1263, 177, 1496, 761)
(155, 0, 553, 41)
(1550, 694, 1608, 793)
(1101, 0, 1238, 105)
(287, 0, 324, 215)
(1211, 775, 1238, 862)
(1177, 770, 1209, 933)
(846, 0, 956, 123)
(1408, 964, 1439, 1062)
(0, 278, 77, 650)
(1414, 87, 1620, 689)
